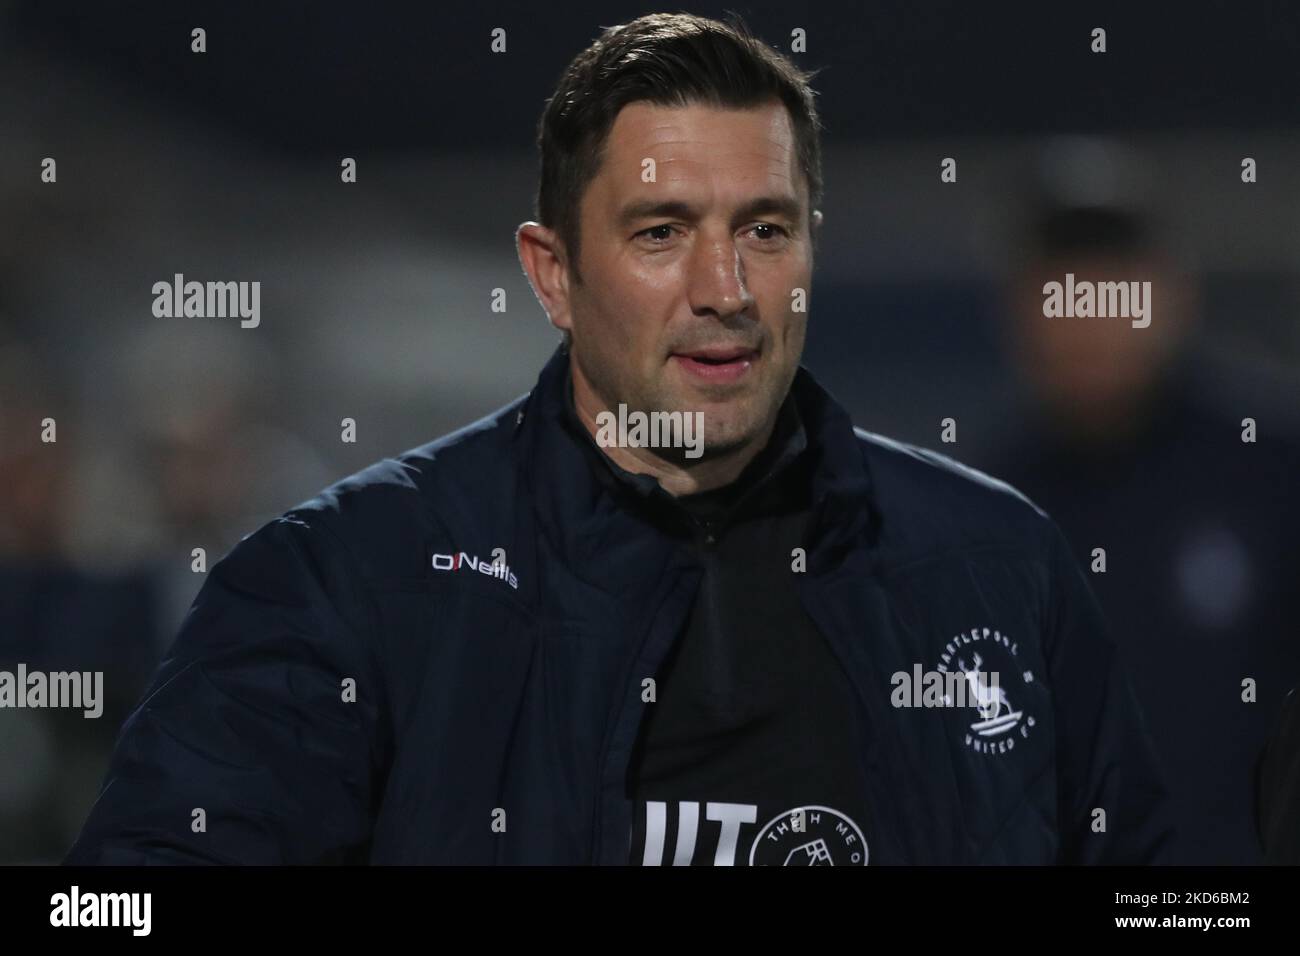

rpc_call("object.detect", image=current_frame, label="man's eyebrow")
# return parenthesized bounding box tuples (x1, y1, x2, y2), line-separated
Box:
(617, 199, 697, 227)
(733, 195, 804, 225)
(617, 195, 805, 228)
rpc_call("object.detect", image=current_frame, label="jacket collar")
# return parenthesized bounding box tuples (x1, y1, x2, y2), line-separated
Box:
(559, 357, 810, 533)
(515, 344, 877, 574)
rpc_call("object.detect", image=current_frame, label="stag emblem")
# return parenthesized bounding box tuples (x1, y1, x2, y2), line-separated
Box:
(957, 652, 1011, 721)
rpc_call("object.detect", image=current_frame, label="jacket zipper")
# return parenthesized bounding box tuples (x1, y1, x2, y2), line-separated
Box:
(589, 561, 703, 864)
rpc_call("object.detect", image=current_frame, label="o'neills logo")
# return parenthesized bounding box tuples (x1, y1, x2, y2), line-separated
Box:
(431, 551, 518, 589)
(595, 404, 704, 459)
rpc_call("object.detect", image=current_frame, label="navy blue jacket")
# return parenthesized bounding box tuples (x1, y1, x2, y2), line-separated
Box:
(66, 347, 1174, 864)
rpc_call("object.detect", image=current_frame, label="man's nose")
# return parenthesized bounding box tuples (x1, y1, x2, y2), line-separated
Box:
(687, 235, 755, 319)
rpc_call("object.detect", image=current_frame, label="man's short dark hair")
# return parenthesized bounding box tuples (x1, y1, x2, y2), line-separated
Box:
(535, 12, 825, 283)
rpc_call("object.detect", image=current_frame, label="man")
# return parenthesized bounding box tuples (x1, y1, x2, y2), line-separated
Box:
(66, 13, 1173, 865)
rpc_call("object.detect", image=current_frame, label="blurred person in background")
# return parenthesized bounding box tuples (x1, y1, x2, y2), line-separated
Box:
(985, 137, 1300, 864)
(0, 322, 331, 862)
(0, 340, 159, 862)
(106, 323, 334, 648)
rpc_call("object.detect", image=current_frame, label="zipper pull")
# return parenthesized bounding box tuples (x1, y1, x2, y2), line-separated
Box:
(698, 519, 717, 547)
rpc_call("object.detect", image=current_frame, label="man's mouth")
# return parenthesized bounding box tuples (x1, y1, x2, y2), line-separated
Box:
(670, 346, 760, 383)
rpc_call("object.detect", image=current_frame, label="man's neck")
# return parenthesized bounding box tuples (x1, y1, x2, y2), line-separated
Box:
(569, 363, 775, 498)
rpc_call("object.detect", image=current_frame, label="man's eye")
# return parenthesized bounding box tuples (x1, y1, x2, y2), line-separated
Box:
(749, 223, 789, 241)
(637, 225, 675, 242)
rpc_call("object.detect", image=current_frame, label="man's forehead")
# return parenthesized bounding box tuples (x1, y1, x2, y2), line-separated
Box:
(609, 100, 794, 143)
(595, 100, 801, 197)
(613, 98, 785, 132)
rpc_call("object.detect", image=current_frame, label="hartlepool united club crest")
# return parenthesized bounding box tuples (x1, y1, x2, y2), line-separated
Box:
(933, 627, 1037, 756)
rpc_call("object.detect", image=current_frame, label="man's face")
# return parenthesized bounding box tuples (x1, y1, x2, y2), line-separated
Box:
(564, 100, 815, 460)
(1011, 253, 1184, 425)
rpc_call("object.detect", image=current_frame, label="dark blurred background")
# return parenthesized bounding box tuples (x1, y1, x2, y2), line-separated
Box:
(1, 0, 1297, 864)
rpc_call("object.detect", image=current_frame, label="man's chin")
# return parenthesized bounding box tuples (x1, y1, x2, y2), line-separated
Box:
(644, 430, 751, 467)
(694, 415, 767, 458)
(646, 379, 779, 458)
(634, 408, 757, 463)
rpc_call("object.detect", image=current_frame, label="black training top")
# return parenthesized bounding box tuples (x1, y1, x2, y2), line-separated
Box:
(562, 377, 873, 866)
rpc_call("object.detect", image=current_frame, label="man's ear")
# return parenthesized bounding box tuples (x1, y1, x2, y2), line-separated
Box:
(516, 222, 573, 334)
